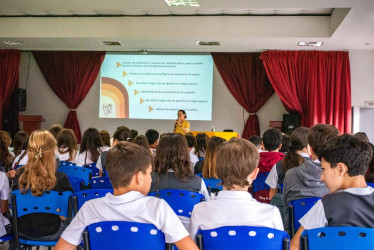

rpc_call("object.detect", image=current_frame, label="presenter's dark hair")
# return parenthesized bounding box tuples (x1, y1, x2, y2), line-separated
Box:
(178, 110, 187, 119)
(154, 133, 192, 181)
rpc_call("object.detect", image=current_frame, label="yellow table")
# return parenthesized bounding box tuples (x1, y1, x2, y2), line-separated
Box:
(190, 131, 239, 141)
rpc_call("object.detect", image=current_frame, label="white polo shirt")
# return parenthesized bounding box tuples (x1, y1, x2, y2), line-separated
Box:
(11, 150, 28, 170)
(76, 147, 108, 167)
(61, 191, 189, 245)
(0, 172, 10, 237)
(189, 190, 284, 240)
(55, 148, 79, 163)
(265, 152, 310, 189)
(189, 151, 199, 168)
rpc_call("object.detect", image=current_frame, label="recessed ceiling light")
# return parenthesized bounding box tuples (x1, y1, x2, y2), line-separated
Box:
(197, 41, 220, 46)
(164, 0, 200, 7)
(298, 41, 323, 47)
(1, 40, 26, 46)
(99, 41, 123, 46)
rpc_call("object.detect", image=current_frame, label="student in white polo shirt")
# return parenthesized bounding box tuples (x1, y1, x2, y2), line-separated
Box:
(189, 138, 284, 241)
(290, 134, 374, 250)
(55, 142, 198, 250)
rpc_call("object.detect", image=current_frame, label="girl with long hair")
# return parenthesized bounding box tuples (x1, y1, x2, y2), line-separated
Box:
(11, 131, 29, 170)
(0, 131, 13, 172)
(149, 133, 210, 227)
(56, 129, 79, 163)
(76, 128, 104, 166)
(12, 130, 73, 240)
(201, 136, 226, 178)
(194, 132, 208, 160)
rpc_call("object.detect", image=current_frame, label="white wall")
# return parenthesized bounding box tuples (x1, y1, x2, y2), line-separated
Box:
(349, 50, 374, 133)
(18, 52, 287, 137)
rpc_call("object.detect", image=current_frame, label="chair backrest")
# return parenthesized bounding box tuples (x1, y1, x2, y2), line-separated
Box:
(288, 197, 321, 237)
(196, 226, 290, 250)
(74, 189, 113, 212)
(60, 161, 76, 167)
(367, 183, 374, 188)
(252, 172, 270, 193)
(58, 166, 92, 185)
(84, 163, 100, 178)
(83, 221, 169, 250)
(68, 176, 85, 193)
(301, 227, 374, 250)
(89, 177, 113, 189)
(15, 165, 24, 170)
(202, 178, 223, 194)
(148, 189, 205, 217)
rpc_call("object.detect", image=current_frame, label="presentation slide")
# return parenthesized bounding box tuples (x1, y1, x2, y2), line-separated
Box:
(99, 54, 213, 120)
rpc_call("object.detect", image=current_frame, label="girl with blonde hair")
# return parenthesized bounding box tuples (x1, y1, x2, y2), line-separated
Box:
(13, 130, 73, 240)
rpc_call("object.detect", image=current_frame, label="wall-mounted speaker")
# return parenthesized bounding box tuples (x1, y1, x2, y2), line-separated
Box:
(11, 88, 27, 111)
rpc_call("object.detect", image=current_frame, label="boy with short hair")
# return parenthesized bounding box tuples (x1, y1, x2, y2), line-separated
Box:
(145, 129, 159, 157)
(56, 142, 198, 250)
(185, 133, 199, 168)
(290, 134, 374, 250)
(255, 129, 285, 203)
(189, 138, 283, 240)
(248, 135, 263, 152)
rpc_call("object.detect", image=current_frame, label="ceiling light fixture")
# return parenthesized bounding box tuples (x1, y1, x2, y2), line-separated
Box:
(99, 41, 123, 46)
(164, 0, 200, 7)
(298, 41, 323, 47)
(197, 41, 220, 46)
(1, 40, 26, 46)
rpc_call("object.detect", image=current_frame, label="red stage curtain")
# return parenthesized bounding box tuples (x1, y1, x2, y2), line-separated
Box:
(212, 53, 274, 138)
(33, 51, 105, 141)
(0, 49, 21, 130)
(260, 51, 351, 134)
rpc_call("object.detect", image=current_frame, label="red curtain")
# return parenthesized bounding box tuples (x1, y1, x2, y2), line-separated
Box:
(260, 51, 351, 134)
(0, 49, 21, 130)
(212, 53, 274, 138)
(33, 51, 105, 141)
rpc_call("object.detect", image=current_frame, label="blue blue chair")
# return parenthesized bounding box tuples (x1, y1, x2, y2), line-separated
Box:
(202, 178, 223, 195)
(196, 226, 290, 250)
(68, 176, 85, 193)
(252, 172, 270, 194)
(84, 163, 101, 178)
(10, 190, 73, 249)
(367, 183, 374, 188)
(83, 221, 172, 250)
(288, 197, 321, 237)
(60, 161, 76, 167)
(15, 165, 24, 170)
(300, 227, 374, 250)
(58, 165, 92, 186)
(148, 189, 205, 217)
(74, 189, 113, 214)
(89, 177, 112, 189)
(0, 235, 13, 243)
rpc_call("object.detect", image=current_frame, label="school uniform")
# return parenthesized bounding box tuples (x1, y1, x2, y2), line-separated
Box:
(150, 171, 210, 229)
(0, 172, 10, 237)
(189, 151, 199, 168)
(300, 187, 374, 229)
(96, 148, 111, 171)
(55, 148, 79, 163)
(61, 191, 189, 245)
(11, 150, 28, 170)
(76, 147, 108, 167)
(189, 190, 284, 240)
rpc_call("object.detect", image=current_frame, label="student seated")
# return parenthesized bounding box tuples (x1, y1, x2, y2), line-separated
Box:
(12, 130, 73, 240)
(132, 135, 153, 155)
(0, 171, 11, 237)
(290, 134, 374, 250)
(201, 136, 226, 178)
(10, 131, 29, 170)
(248, 135, 264, 152)
(96, 127, 131, 176)
(145, 129, 159, 157)
(55, 142, 198, 250)
(150, 133, 210, 228)
(76, 128, 105, 167)
(55, 129, 79, 163)
(254, 128, 284, 203)
(189, 138, 283, 240)
(283, 124, 338, 230)
(0, 131, 13, 172)
(185, 133, 199, 169)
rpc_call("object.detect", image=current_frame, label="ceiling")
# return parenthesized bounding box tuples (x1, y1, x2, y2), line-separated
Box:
(0, 0, 373, 52)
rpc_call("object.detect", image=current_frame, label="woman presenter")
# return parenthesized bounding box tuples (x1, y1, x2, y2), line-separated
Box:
(173, 110, 190, 135)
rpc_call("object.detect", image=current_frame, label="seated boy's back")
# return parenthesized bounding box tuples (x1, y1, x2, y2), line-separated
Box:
(56, 142, 198, 250)
(190, 138, 283, 240)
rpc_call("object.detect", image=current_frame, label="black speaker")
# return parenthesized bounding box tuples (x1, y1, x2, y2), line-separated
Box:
(11, 88, 27, 111)
(282, 114, 300, 135)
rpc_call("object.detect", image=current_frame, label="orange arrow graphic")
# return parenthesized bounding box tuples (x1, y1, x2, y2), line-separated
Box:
(117, 62, 122, 68)
(149, 106, 154, 112)
(134, 90, 139, 95)
(140, 98, 145, 104)
(123, 71, 127, 77)
(128, 81, 134, 86)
